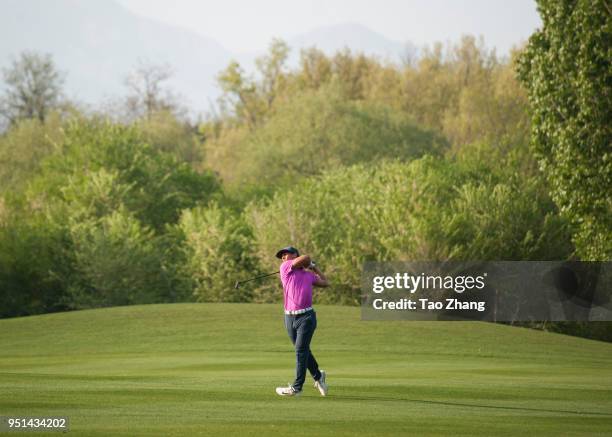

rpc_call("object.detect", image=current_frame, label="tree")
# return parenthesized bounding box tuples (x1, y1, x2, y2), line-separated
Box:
(135, 110, 203, 165)
(297, 47, 332, 90)
(0, 208, 68, 318)
(442, 47, 530, 153)
(254, 38, 290, 112)
(0, 111, 66, 193)
(517, 0, 612, 260)
(0, 51, 64, 125)
(400, 42, 419, 68)
(217, 39, 290, 128)
(217, 61, 261, 128)
(124, 60, 178, 120)
(66, 209, 170, 309)
(330, 48, 371, 100)
(177, 204, 259, 303)
(28, 119, 221, 232)
(206, 83, 446, 189)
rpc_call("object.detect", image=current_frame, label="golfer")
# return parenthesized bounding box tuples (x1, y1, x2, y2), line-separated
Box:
(275, 246, 329, 397)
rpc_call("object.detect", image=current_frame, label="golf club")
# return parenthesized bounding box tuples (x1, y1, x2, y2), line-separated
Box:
(234, 271, 279, 289)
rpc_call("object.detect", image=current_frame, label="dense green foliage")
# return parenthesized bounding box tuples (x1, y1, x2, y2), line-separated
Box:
(0, 28, 608, 339)
(0, 120, 220, 314)
(207, 84, 446, 189)
(176, 204, 258, 302)
(0, 211, 66, 317)
(247, 154, 571, 304)
(517, 0, 611, 260)
(65, 209, 170, 308)
(0, 111, 66, 192)
(29, 120, 220, 231)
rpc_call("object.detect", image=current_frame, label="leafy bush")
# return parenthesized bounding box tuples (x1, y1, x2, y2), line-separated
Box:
(247, 156, 572, 304)
(0, 118, 222, 316)
(0, 208, 68, 317)
(66, 209, 170, 308)
(177, 204, 260, 302)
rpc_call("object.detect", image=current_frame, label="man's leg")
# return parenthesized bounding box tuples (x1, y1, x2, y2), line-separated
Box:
(287, 313, 321, 382)
(275, 314, 302, 396)
(291, 312, 318, 392)
(285, 314, 297, 344)
(307, 349, 322, 381)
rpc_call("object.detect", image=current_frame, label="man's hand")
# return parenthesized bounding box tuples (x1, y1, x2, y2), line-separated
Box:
(311, 264, 329, 288)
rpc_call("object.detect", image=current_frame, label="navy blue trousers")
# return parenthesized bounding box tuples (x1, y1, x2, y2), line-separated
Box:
(284, 310, 322, 391)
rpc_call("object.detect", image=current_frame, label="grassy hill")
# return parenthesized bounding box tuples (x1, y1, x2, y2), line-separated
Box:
(1, 303, 611, 436)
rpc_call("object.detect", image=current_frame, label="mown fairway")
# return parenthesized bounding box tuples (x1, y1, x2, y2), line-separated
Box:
(1, 303, 611, 436)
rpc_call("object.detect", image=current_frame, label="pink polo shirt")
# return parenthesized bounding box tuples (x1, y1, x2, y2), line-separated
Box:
(280, 260, 317, 311)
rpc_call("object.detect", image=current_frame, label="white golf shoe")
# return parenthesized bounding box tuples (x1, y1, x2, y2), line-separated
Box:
(314, 370, 328, 396)
(275, 384, 301, 397)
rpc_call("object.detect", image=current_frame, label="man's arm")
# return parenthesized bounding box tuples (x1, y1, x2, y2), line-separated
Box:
(291, 255, 311, 270)
(311, 265, 329, 287)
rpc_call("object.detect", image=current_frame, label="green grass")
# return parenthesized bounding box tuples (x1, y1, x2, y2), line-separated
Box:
(1, 303, 611, 436)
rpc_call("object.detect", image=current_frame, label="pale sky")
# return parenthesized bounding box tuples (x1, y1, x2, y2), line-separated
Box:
(116, 0, 542, 55)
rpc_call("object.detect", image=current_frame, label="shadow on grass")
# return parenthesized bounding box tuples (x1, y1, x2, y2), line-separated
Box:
(330, 395, 612, 417)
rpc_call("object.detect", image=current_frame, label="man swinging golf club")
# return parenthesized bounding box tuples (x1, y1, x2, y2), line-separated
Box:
(275, 246, 329, 397)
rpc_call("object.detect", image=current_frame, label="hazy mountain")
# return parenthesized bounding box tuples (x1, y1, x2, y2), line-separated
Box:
(0, 0, 232, 114)
(289, 22, 413, 63)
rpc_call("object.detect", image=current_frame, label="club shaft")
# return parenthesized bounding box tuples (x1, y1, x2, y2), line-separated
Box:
(238, 271, 279, 285)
